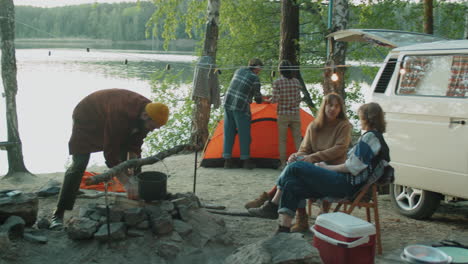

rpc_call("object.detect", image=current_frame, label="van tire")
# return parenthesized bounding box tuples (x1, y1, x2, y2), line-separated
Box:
(390, 184, 441, 220)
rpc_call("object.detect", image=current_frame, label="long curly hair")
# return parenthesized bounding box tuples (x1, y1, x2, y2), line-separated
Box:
(358, 102, 386, 133)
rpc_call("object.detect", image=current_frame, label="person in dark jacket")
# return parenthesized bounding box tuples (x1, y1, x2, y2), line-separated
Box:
(50, 88, 169, 229)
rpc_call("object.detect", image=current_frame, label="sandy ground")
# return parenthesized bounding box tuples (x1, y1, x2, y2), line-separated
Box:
(1, 153, 468, 263)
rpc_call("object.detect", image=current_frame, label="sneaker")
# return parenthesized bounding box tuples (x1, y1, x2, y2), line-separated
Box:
(244, 192, 270, 209)
(49, 215, 63, 230)
(224, 158, 236, 169)
(248, 201, 278, 219)
(242, 159, 256, 170)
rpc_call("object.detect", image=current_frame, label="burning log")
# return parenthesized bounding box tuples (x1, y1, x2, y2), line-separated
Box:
(86, 144, 193, 185)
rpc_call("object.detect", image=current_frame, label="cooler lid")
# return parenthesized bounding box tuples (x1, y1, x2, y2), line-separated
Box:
(315, 212, 376, 238)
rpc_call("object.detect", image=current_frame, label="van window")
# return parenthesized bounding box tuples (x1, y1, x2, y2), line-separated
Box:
(397, 55, 468, 97)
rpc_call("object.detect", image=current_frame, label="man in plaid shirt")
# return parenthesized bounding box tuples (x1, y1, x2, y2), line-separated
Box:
(223, 58, 264, 169)
(270, 60, 302, 168)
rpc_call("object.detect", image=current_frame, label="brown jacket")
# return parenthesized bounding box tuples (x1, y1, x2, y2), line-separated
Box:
(68, 89, 151, 168)
(296, 118, 352, 165)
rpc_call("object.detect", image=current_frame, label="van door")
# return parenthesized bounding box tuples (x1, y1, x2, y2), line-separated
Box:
(383, 54, 468, 199)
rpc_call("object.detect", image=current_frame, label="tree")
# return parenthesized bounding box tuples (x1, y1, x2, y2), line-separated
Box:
(190, 0, 220, 150)
(323, 0, 349, 99)
(424, 0, 433, 34)
(0, 0, 33, 179)
(279, 0, 316, 111)
(465, 12, 468, 39)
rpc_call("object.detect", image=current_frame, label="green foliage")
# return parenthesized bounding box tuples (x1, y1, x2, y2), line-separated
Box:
(143, 0, 465, 153)
(143, 68, 193, 155)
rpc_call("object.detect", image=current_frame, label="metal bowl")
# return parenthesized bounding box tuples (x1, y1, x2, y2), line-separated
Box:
(401, 245, 452, 264)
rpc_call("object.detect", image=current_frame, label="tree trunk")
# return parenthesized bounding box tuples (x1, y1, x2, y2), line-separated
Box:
(0, 0, 31, 178)
(279, 0, 316, 112)
(465, 12, 468, 39)
(323, 0, 348, 99)
(190, 0, 219, 150)
(424, 0, 434, 34)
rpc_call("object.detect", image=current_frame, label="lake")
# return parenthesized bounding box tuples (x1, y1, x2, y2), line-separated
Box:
(0, 47, 197, 175)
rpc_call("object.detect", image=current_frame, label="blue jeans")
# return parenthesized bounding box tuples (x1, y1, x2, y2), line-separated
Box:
(277, 161, 359, 217)
(223, 109, 251, 160)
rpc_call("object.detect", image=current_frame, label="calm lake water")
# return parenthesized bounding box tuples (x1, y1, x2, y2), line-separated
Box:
(0, 47, 196, 175)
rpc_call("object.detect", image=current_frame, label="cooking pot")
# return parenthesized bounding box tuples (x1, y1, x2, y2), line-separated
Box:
(137, 171, 168, 202)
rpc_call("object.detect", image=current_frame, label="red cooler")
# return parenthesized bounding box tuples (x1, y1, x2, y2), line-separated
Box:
(312, 212, 376, 264)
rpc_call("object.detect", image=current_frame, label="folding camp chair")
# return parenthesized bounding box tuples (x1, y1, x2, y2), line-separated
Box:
(307, 182, 383, 255)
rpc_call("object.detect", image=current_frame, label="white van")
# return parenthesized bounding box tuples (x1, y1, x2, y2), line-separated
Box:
(329, 29, 468, 219)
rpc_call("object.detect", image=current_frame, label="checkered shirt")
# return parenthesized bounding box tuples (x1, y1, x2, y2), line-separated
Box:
(271, 77, 302, 115)
(224, 67, 262, 112)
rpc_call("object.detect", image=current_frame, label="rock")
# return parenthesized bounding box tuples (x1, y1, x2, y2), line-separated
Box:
(159, 200, 175, 212)
(161, 231, 183, 243)
(0, 215, 26, 239)
(127, 228, 144, 237)
(24, 232, 48, 244)
(157, 240, 183, 259)
(94, 222, 127, 242)
(78, 207, 96, 218)
(109, 208, 124, 222)
(67, 217, 99, 240)
(0, 193, 38, 226)
(124, 207, 147, 226)
(136, 220, 150, 230)
(144, 204, 164, 218)
(36, 180, 61, 197)
(0, 231, 11, 252)
(36, 217, 50, 229)
(224, 233, 321, 264)
(173, 219, 192, 237)
(151, 214, 173, 235)
(184, 208, 227, 248)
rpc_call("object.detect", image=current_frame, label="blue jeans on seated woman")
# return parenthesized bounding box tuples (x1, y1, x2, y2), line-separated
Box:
(276, 161, 360, 217)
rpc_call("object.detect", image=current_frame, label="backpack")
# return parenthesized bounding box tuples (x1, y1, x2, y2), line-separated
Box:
(366, 131, 395, 185)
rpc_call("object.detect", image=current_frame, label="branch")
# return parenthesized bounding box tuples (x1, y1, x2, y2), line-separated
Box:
(86, 144, 194, 185)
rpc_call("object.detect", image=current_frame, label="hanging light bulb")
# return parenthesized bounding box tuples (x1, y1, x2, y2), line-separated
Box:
(331, 72, 339, 82)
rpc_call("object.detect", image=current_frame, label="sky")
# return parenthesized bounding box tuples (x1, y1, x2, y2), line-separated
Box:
(13, 0, 146, 8)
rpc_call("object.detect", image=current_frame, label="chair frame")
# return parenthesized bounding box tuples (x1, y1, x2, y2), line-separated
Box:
(307, 183, 383, 255)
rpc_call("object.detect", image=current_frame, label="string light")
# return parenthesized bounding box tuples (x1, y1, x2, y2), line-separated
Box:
(331, 72, 339, 82)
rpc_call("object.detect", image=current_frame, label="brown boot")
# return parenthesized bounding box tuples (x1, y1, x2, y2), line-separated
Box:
(244, 192, 269, 209)
(290, 210, 309, 233)
(248, 201, 279, 219)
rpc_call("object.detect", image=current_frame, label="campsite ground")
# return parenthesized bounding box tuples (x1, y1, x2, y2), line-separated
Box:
(1, 153, 468, 263)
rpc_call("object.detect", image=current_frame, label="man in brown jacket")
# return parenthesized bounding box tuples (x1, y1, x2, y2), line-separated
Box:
(50, 88, 169, 229)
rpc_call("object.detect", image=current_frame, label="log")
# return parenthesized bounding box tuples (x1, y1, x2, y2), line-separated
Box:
(206, 210, 255, 217)
(86, 144, 193, 185)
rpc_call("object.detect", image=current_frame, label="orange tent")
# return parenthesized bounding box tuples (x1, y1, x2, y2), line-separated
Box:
(201, 103, 314, 168)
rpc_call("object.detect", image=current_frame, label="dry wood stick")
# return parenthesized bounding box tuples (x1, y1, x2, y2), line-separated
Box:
(86, 144, 193, 185)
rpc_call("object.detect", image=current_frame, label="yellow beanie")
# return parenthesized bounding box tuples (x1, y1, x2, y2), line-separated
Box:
(145, 102, 169, 126)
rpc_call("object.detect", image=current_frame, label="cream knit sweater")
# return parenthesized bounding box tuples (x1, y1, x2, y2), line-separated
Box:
(296, 118, 352, 165)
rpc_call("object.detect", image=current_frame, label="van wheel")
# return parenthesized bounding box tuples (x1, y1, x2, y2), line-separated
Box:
(390, 184, 441, 219)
